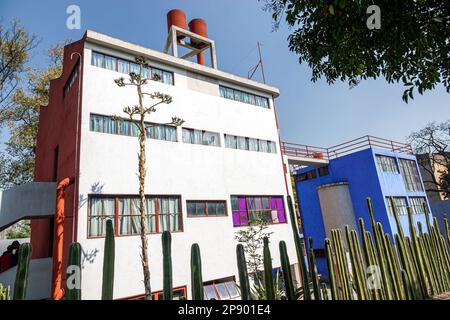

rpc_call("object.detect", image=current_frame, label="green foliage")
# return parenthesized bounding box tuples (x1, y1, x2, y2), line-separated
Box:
(234, 211, 273, 277)
(0, 283, 10, 300)
(13, 243, 31, 300)
(0, 42, 64, 189)
(262, 0, 450, 102)
(0, 20, 38, 106)
(5, 220, 30, 238)
(66, 242, 82, 300)
(162, 231, 173, 300)
(262, 237, 275, 300)
(101, 220, 115, 300)
(408, 120, 450, 199)
(190, 243, 204, 300)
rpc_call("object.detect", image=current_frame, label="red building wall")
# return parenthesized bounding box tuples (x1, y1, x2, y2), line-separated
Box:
(31, 38, 85, 267)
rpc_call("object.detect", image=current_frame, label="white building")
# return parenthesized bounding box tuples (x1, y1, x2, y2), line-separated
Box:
(3, 10, 304, 300)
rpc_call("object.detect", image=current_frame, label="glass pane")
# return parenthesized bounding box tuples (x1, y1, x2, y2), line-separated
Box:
(207, 202, 217, 215)
(216, 202, 226, 215)
(215, 283, 231, 300)
(248, 138, 258, 151)
(197, 202, 206, 215)
(104, 56, 116, 71)
(91, 52, 104, 68)
(225, 282, 240, 298)
(187, 202, 197, 216)
(182, 128, 193, 143)
(204, 286, 218, 300)
(118, 59, 129, 74)
(153, 68, 163, 81)
(130, 62, 140, 75)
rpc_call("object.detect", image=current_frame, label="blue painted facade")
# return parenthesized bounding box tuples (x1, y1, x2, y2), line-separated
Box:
(295, 148, 431, 278)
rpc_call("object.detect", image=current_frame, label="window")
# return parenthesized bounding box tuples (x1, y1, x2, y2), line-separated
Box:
(297, 169, 317, 181)
(224, 134, 276, 154)
(90, 51, 174, 85)
(130, 286, 187, 300)
(410, 197, 428, 215)
(385, 197, 408, 216)
(63, 62, 80, 97)
(182, 128, 220, 147)
(187, 201, 227, 217)
(88, 195, 182, 237)
(90, 114, 177, 142)
(318, 166, 329, 176)
(88, 197, 116, 237)
(219, 85, 269, 108)
(376, 155, 399, 173)
(203, 278, 240, 300)
(399, 159, 423, 192)
(231, 196, 286, 227)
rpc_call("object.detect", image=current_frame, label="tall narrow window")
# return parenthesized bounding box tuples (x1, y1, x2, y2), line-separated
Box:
(399, 159, 423, 192)
(182, 128, 220, 147)
(376, 155, 399, 173)
(409, 197, 428, 215)
(385, 197, 408, 216)
(88, 197, 116, 237)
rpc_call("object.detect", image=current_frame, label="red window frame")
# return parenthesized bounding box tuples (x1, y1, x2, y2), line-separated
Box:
(87, 194, 183, 239)
(186, 200, 228, 217)
(120, 285, 187, 300)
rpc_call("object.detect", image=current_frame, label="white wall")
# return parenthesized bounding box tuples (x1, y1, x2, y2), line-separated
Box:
(76, 45, 298, 299)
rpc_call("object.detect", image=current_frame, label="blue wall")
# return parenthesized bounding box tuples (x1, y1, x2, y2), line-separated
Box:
(295, 147, 431, 278)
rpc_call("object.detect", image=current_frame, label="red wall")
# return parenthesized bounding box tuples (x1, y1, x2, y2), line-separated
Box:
(31, 38, 85, 267)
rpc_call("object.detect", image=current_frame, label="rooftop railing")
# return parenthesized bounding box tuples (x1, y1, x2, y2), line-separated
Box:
(281, 135, 413, 161)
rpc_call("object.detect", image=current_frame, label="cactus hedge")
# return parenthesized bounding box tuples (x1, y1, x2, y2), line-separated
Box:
(5, 196, 450, 300)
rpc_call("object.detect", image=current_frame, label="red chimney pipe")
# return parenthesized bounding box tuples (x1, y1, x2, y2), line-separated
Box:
(167, 9, 187, 41)
(188, 18, 208, 65)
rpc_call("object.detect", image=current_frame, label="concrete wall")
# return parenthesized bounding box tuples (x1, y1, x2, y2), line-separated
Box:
(0, 258, 52, 300)
(0, 182, 56, 231)
(429, 199, 450, 235)
(72, 44, 297, 299)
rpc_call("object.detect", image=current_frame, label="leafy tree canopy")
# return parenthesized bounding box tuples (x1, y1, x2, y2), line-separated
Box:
(408, 120, 450, 198)
(0, 43, 64, 189)
(0, 20, 38, 107)
(262, 0, 449, 102)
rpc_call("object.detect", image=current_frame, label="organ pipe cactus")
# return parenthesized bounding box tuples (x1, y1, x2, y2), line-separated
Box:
(287, 195, 311, 300)
(236, 244, 251, 300)
(190, 243, 204, 300)
(66, 242, 82, 300)
(162, 231, 173, 300)
(13, 243, 32, 300)
(307, 237, 321, 300)
(324, 239, 338, 300)
(263, 237, 275, 300)
(331, 229, 352, 300)
(279, 241, 296, 300)
(102, 219, 115, 300)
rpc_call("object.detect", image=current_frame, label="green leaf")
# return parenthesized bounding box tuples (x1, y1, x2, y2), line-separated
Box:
(328, 4, 335, 15)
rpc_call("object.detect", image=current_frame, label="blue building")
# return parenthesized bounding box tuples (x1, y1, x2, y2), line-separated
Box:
(292, 136, 431, 278)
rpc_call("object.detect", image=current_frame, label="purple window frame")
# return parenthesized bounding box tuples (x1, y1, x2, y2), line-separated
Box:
(231, 196, 286, 227)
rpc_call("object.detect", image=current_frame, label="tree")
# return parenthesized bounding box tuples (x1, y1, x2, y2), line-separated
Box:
(0, 20, 38, 107)
(5, 220, 31, 239)
(0, 43, 64, 189)
(234, 213, 273, 283)
(114, 56, 184, 300)
(262, 1, 450, 102)
(408, 120, 450, 198)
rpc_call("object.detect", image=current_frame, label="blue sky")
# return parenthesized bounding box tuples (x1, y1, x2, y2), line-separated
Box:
(1, 0, 449, 148)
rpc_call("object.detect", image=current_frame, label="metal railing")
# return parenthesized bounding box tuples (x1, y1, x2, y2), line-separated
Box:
(281, 135, 413, 161)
